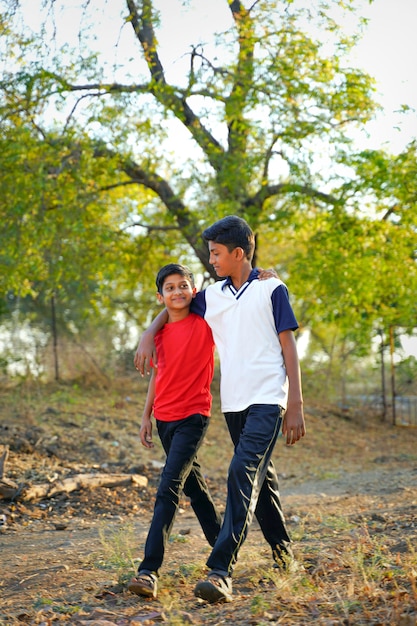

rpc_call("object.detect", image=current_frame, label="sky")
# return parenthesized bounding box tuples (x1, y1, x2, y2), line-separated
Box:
(347, 0, 417, 153)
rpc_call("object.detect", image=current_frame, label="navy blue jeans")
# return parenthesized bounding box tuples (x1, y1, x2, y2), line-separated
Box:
(206, 404, 291, 577)
(139, 413, 222, 576)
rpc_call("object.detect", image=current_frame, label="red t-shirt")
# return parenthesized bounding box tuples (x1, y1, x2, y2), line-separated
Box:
(152, 313, 215, 422)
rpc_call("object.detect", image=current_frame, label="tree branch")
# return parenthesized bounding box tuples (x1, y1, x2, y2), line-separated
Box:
(64, 81, 150, 94)
(226, 0, 254, 155)
(262, 134, 281, 181)
(122, 157, 210, 263)
(381, 204, 398, 221)
(126, 0, 165, 83)
(247, 182, 340, 212)
(122, 221, 177, 232)
(125, 0, 224, 172)
(93, 142, 213, 274)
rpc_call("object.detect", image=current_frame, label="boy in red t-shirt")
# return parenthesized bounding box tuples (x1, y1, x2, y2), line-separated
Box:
(128, 263, 222, 599)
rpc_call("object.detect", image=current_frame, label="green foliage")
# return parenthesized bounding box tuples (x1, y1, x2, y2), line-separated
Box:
(292, 214, 416, 331)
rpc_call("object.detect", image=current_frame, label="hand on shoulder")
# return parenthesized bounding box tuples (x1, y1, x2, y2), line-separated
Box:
(258, 267, 279, 280)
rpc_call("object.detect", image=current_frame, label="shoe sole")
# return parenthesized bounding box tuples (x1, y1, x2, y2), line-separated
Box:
(194, 580, 232, 603)
(127, 581, 157, 599)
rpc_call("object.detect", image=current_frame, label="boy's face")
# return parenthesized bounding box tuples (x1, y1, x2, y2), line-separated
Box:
(208, 241, 242, 278)
(157, 273, 196, 310)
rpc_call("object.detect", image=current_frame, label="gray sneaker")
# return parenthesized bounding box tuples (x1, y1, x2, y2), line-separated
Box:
(194, 572, 233, 603)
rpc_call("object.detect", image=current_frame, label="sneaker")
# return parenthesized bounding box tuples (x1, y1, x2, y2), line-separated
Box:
(127, 572, 157, 598)
(194, 572, 233, 603)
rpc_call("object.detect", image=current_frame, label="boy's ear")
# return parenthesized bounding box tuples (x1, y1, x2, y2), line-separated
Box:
(156, 292, 164, 304)
(234, 247, 244, 260)
(192, 286, 197, 297)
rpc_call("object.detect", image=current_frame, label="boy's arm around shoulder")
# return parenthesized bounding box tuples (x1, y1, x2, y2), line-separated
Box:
(134, 309, 169, 375)
(279, 329, 306, 446)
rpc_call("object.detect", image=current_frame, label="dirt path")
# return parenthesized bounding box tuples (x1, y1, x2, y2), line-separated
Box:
(1, 464, 416, 625)
(1, 385, 416, 625)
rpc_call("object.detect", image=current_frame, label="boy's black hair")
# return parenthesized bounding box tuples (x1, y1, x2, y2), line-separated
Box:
(202, 215, 255, 261)
(155, 263, 195, 295)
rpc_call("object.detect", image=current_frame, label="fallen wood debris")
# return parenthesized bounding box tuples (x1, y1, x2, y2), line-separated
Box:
(0, 445, 148, 501)
(22, 472, 148, 501)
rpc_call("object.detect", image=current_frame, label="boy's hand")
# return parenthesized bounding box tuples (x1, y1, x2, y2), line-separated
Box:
(134, 332, 157, 376)
(282, 403, 306, 446)
(140, 417, 154, 448)
(258, 267, 278, 280)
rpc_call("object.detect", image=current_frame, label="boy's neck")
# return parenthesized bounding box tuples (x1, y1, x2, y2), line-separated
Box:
(166, 308, 191, 324)
(229, 262, 253, 290)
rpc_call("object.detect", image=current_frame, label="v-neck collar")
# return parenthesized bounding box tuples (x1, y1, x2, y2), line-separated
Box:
(222, 268, 259, 299)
